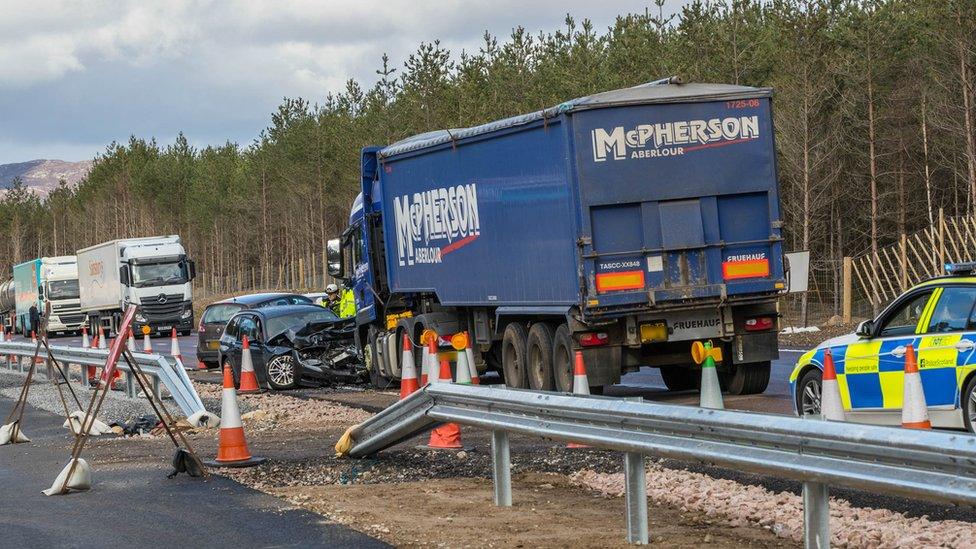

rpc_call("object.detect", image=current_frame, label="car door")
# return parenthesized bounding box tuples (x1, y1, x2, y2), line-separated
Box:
(219, 315, 243, 369)
(915, 286, 976, 410)
(841, 289, 934, 413)
(247, 315, 270, 385)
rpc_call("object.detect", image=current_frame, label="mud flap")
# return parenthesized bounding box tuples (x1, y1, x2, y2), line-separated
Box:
(580, 346, 622, 387)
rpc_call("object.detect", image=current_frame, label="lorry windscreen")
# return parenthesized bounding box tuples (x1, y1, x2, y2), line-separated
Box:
(131, 261, 189, 287)
(48, 279, 80, 300)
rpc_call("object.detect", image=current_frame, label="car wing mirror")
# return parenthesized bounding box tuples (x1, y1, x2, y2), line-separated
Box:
(855, 320, 874, 338)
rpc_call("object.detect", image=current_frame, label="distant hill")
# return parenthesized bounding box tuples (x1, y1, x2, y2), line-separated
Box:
(0, 159, 92, 196)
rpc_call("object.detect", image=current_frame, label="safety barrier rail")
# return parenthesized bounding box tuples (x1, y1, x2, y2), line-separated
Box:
(343, 384, 976, 546)
(0, 341, 204, 418)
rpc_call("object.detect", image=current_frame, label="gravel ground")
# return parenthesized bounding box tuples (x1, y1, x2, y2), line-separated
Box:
(574, 466, 974, 548)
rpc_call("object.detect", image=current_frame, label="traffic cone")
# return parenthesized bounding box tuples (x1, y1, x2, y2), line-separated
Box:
(820, 348, 846, 421)
(143, 330, 152, 354)
(424, 336, 440, 385)
(453, 333, 473, 385)
(901, 344, 931, 429)
(97, 327, 107, 350)
(427, 358, 463, 449)
(399, 334, 420, 399)
(169, 328, 182, 363)
(419, 338, 431, 385)
(568, 351, 590, 448)
(127, 327, 136, 353)
(699, 341, 724, 410)
(197, 360, 208, 370)
(238, 336, 261, 394)
(205, 365, 265, 468)
(81, 326, 89, 348)
(31, 331, 43, 364)
(31, 330, 37, 345)
(464, 332, 480, 385)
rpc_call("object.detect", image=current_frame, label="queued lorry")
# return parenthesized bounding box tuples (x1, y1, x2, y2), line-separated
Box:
(11, 256, 85, 334)
(77, 236, 196, 336)
(328, 78, 787, 394)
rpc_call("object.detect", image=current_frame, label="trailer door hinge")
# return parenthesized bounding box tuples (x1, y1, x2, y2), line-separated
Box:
(577, 236, 592, 247)
(771, 220, 784, 229)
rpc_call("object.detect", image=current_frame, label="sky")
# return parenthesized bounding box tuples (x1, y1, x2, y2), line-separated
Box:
(0, 0, 689, 164)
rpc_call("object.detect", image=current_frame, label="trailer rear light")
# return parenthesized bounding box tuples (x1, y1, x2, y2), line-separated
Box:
(579, 332, 609, 347)
(744, 317, 774, 332)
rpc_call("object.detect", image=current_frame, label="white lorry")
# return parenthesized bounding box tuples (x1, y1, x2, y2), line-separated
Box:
(77, 236, 196, 336)
(42, 256, 85, 333)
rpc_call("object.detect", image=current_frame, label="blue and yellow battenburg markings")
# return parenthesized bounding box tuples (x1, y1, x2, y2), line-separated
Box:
(791, 284, 976, 412)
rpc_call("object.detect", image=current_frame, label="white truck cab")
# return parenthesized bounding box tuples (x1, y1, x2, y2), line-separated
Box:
(77, 236, 196, 336)
(42, 256, 84, 333)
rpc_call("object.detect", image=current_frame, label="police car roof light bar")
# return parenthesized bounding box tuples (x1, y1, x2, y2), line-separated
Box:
(945, 261, 976, 275)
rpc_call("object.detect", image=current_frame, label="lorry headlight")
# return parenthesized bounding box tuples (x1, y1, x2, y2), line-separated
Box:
(180, 309, 192, 319)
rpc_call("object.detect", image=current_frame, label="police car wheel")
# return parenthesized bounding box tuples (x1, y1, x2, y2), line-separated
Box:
(963, 375, 976, 434)
(796, 369, 823, 417)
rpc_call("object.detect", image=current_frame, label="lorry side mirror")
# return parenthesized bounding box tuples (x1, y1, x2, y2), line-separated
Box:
(327, 238, 344, 278)
(188, 259, 196, 280)
(119, 265, 130, 286)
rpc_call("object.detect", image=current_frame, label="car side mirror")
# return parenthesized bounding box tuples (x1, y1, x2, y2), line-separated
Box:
(187, 259, 197, 280)
(855, 320, 874, 338)
(327, 238, 344, 278)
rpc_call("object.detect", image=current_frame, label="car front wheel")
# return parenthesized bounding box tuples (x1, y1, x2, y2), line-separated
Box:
(963, 375, 976, 434)
(795, 368, 823, 417)
(266, 354, 298, 390)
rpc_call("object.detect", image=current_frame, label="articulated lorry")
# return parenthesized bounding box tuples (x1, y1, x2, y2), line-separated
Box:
(77, 236, 196, 336)
(329, 79, 786, 394)
(12, 256, 85, 334)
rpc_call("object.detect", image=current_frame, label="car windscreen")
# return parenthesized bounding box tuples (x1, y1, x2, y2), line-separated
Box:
(131, 261, 189, 287)
(267, 308, 340, 338)
(202, 304, 242, 325)
(47, 279, 80, 300)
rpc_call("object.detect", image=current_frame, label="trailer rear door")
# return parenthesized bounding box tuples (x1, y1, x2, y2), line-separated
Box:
(572, 97, 785, 312)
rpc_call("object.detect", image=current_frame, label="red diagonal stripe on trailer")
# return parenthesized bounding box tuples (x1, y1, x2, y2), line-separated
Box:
(441, 234, 478, 256)
(683, 136, 758, 153)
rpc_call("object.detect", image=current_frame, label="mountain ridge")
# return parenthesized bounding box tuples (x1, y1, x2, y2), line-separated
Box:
(0, 159, 92, 196)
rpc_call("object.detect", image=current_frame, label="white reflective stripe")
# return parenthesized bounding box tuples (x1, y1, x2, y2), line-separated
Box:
(401, 349, 417, 379)
(220, 388, 242, 428)
(902, 372, 930, 424)
(241, 349, 255, 374)
(573, 374, 590, 395)
(820, 379, 846, 421)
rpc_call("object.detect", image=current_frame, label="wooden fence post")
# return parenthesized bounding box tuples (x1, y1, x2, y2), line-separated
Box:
(842, 257, 852, 324)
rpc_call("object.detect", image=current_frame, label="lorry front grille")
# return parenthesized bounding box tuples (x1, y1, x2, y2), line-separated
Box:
(57, 314, 85, 325)
(141, 294, 188, 318)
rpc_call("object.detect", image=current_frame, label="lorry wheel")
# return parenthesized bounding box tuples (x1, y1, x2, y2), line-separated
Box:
(526, 323, 555, 391)
(366, 328, 396, 390)
(660, 367, 700, 392)
(721, 361, 771, 395)
(501, 322, 529, 389)
(551, 324, 574, 392)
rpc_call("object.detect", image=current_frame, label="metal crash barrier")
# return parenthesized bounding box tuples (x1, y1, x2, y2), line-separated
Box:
(342, 384, 976, 546)
(0, 341, 204, 418)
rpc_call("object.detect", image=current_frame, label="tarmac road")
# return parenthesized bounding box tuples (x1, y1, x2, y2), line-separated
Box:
(0, 398, 387, 549)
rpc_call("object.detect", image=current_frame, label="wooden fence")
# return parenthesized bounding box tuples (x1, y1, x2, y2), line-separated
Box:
(849, 210, 976, 312)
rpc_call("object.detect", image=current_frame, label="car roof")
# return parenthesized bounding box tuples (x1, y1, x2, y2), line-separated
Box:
(234, 304, 328, 319)
(912, 276, 976, 290)
(211, 292, 307, 307)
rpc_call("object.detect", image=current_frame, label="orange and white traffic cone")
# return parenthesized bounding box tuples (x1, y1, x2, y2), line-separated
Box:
(399, 334, 420, 399)
(820, 348, 846, 421)
(568, 351, 591, 448)
(169, 328, 182, 364)
(97, 327, 107, 350)
(127, 327, 136, 353)
(464, 332, 480, 385)
(81, 326, 90, 349)
(143, 330, 152, 354)
(238, 336, 261, 394)
(901, 344, 931, 429)
(427, 358, 463, 449)
(205, 365, 265, 468)
(453, 333, 473, 385)
(31, 330, 37, 345)
(422, 334, 439, 385)
(31, 331, 44, 364)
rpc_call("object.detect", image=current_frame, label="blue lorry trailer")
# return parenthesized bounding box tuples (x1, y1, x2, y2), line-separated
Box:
(329, 79, 786, 395)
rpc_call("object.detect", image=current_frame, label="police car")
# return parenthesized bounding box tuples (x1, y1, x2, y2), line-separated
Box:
(790, 262, 976, 433)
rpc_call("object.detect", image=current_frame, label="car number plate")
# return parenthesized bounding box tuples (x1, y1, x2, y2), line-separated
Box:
(158, 325, 172, 331)
(208, 341, 220, 350)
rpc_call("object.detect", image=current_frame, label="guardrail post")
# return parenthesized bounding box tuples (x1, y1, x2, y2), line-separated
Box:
(624, 452, 648, 544)
(803, 481, 829, 548)
(126, 372, 137, 398)
(491, 430, 512, 506)
(153, 376, 161, 401)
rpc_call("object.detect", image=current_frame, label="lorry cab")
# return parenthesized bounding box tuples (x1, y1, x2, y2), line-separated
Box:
(41, 256, 84, 333)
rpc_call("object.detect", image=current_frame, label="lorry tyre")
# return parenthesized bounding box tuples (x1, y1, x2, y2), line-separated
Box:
(551, 324, 574, 392)
(501, 322, 529, 389)
(366, 328, 396, 390)
(721, 361, 771, 395)
(526, 323, 555, 391)
(660, 367, 700, 392)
